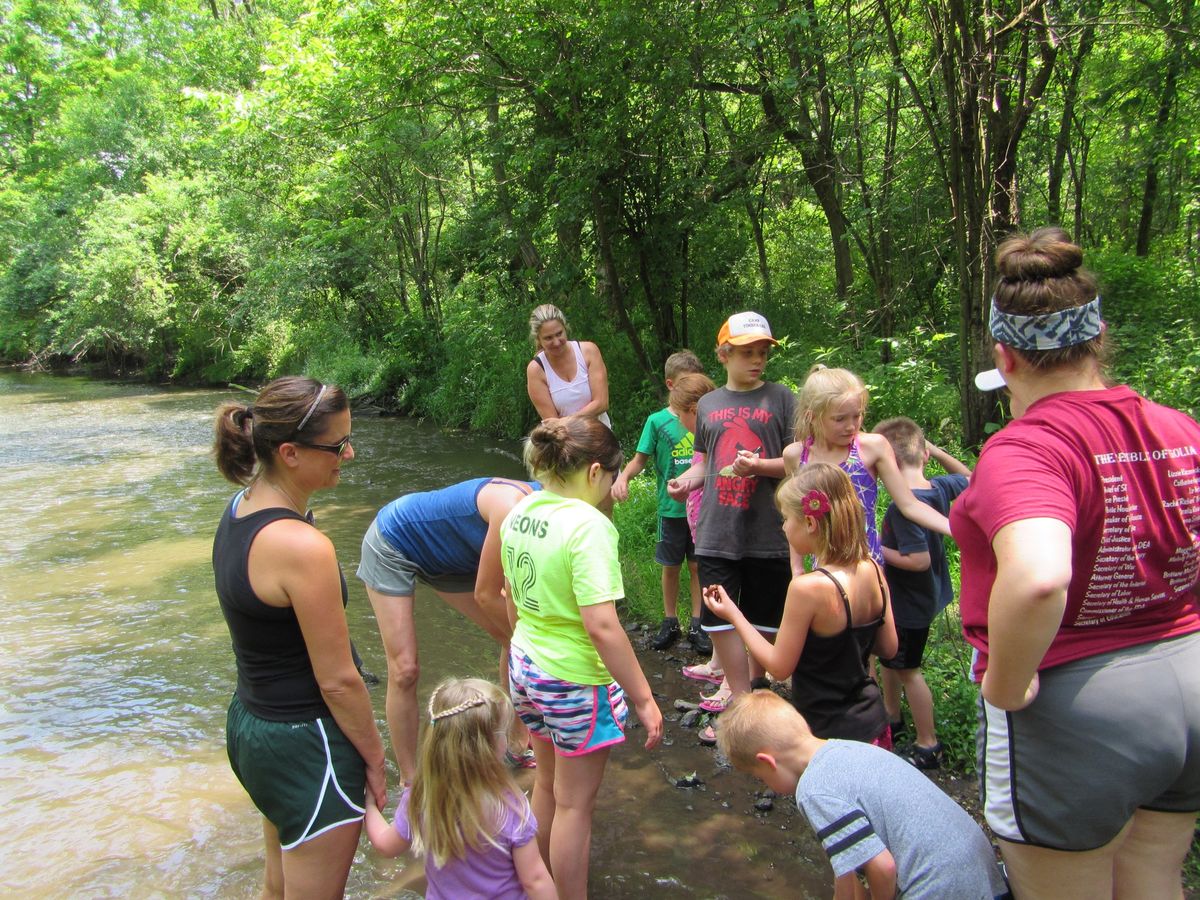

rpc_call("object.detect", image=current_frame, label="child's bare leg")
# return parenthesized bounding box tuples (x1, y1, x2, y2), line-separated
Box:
(749, 629, 776, 682)
(898, 668, 937, 747)
(687, 561, 702, 619)
(661, 564, 681, 620)
(881, 667, 903, 723)
(711, 628, 751, 695)
(550, 747, 611, 899)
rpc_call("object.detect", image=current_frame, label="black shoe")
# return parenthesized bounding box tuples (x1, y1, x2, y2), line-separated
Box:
(651, 619, 681, 650)
(688, 623, 712, 654)
(907, 742, 943, 771)
(358, 665, 381, 686)
(749, 676, 771, 691)
(889, 719, 907, 746)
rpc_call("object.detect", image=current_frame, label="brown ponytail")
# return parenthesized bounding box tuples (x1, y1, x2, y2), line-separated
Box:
(212, 376, 348, 485)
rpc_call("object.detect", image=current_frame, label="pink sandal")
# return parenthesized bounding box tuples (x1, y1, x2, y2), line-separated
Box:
(682, 662, 725, 685)
(699, 684, 731, 713)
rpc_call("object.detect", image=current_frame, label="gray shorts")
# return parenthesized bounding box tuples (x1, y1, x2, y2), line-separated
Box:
(356, 520, 477, 596)
(978, 630, 1200, 850)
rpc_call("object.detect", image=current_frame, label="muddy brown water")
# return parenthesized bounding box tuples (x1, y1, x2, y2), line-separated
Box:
(1, 372, 934, 898)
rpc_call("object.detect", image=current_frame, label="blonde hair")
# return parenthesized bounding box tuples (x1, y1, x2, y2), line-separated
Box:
(795, 365, 868, 443)
(522, 416, 623, 483)
(717, 690, 812, 771)
(775, 463, 869, 567)
(872, 417, 925, 468)
(669, 372, 716, 413)
(529, 304, 567, 344)
(409, 678, 526, 867)
(664, 350, 704, 381)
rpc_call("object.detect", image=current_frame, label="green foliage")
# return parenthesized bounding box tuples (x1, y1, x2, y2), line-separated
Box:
(612, 475, 667, 623)
(1093, 250, 1200, 418)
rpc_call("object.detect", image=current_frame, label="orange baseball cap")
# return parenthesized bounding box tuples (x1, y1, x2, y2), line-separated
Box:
(717, 311, 779, 347)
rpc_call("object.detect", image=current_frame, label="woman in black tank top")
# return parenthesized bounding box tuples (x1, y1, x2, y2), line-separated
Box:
(212, 376, 385, 897)
(704, 463, 897, 743)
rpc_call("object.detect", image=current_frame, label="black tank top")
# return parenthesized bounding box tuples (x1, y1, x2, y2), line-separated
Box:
(212, 492, 348, 721)
(789, 563, 888, 742)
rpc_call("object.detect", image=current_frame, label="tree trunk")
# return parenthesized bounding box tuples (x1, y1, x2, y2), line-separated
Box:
(592, 188, 655, 377)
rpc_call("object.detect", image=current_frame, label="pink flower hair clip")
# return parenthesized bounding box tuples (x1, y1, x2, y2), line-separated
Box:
(801, 489, 831, 518)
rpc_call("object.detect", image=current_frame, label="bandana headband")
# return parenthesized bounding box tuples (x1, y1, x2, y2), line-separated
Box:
(988, 296, 1102, 351)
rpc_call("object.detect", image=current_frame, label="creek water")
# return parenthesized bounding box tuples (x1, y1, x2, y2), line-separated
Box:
(0, 372, 831, 898)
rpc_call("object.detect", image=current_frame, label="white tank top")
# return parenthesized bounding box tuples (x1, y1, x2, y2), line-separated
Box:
(536, 341, 612, 428)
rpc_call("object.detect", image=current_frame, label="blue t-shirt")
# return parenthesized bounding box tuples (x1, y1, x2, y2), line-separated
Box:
(376, 478, 538, 575)
(880, 474, 968, 629)
(798, 740, 1007, 899)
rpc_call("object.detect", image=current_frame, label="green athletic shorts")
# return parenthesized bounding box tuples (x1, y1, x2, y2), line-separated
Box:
(226, 695, 366, 849)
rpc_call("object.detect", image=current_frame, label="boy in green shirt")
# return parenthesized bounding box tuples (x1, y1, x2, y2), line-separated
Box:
(612, 350, 711, 651)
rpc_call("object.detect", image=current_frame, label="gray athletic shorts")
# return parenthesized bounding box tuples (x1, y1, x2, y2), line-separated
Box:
(356, 520, 476, 596)
(978, 630, 1200, 850)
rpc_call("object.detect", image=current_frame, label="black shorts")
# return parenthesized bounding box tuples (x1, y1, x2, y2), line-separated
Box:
(654, 515, 695, 567)
(880, 626, 930, 670)
(697, 555, 791, 633)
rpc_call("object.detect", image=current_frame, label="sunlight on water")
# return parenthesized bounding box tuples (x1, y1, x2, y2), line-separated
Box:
(0, 373, 832, 899)
(0, 373, 520, 898)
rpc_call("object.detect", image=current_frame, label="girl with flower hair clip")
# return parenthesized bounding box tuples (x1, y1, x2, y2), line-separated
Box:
(704, 463, 898, 746)
(364, 677, 557, 900)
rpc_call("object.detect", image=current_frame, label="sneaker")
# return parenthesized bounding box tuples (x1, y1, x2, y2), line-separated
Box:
(688, 623, 712, 654)
(651, 619, 681, 650)
(682, 662, 724, 685)
(907, 742, 943, 771)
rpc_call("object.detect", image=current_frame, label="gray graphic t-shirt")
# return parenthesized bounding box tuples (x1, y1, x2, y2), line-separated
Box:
(693, 382, 796, 559)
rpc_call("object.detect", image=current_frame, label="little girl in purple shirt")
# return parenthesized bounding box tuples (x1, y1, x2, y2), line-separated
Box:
(364, 678, 556, 900)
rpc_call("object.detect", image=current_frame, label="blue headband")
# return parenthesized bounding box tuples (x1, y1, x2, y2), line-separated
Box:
(988, 296, 1102, 351)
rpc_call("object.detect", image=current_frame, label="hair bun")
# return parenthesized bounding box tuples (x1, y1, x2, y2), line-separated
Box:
(996, 226, 1083, 282)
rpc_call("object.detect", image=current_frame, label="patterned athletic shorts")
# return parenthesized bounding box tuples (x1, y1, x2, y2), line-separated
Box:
(508, 645, 627, 757)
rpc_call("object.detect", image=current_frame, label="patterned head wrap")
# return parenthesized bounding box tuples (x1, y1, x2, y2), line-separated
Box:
(988, 296, 1102, 351)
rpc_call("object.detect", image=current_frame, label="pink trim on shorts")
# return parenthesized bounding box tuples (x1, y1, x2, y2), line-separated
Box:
(558, 685, 626, 758)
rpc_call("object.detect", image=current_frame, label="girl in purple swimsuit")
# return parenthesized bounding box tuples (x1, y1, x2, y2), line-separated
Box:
(782, 365, 951, 568)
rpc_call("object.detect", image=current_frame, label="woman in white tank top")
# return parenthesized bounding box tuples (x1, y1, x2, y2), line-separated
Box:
(525, 304, 612, 428)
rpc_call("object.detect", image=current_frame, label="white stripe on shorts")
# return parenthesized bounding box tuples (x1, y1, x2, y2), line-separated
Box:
(282, 719, 365, 850)
(982, 699, 1022, 842)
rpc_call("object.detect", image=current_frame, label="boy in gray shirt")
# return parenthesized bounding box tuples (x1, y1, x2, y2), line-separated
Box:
(718, 690, 1009, 899)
